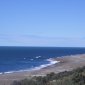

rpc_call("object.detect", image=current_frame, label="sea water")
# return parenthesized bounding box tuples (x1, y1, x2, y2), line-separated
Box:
(0, 47, 85, 73)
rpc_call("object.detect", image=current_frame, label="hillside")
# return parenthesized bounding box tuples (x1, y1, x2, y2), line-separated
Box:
(11, 66, 85, 85)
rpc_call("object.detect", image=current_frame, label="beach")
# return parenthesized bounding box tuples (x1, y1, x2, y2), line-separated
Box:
(0, 54, 85, 85)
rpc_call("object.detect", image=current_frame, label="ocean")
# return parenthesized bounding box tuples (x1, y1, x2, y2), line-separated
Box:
(0, 47, 85, 74)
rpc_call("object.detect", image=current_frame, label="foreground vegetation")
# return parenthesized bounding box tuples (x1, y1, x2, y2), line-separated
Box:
(11, 66, 85, 85)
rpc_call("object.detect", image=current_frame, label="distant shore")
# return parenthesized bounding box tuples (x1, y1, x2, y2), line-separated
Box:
(1, 54, 85, 85)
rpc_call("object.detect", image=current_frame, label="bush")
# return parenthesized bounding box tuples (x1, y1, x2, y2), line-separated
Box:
(11, 66, 85, 85)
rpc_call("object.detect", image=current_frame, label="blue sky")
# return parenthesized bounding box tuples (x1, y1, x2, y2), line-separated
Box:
(0, 0, 85, 47)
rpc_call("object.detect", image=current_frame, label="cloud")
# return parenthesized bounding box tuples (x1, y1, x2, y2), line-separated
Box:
(0, 34, 85, 47)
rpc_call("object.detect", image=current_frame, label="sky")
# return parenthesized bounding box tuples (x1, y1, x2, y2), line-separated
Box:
(0, 0, 85, 47)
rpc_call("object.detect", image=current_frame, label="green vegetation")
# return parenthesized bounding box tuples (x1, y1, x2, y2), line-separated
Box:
(11, 66, 85, 85)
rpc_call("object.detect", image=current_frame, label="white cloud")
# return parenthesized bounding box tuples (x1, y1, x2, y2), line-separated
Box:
(0, 34, 85, 47)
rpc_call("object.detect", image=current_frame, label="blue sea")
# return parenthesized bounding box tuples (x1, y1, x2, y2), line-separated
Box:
(0, 47, 85, 74)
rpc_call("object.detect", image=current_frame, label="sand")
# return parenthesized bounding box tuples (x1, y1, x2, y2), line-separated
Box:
(0, 54, 85, 85)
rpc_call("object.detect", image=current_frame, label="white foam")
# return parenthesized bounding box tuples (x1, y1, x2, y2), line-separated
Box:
(36, 56, 39, 58)
(30, 59, 33, 61)
(1, 58, 60, 74)
(0, 73, 3, 75)
(4, 71, 14, 74)
(24, 58, 26, 59)
(38, 56, 41, 58)
(31, 58, 60, 71)
(35, 56, 41, 59)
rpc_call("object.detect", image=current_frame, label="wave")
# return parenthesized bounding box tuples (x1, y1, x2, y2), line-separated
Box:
(0, 58, 60, 75)
(35, 56, 41, 59)
(30, 59, 34, 61)
(31, 59, 60, 70)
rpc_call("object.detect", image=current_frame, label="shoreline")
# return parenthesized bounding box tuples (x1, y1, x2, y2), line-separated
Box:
(1, 54, 85, 85)
(0, 58, 60, 75)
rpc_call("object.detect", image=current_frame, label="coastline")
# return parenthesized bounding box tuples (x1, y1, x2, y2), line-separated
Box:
(0, 58, 59, 75)
(1, 54, 85, 85)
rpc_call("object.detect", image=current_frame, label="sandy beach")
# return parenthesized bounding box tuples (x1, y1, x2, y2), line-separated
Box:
(0, 54, 85, 85)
